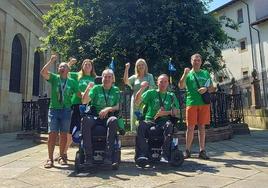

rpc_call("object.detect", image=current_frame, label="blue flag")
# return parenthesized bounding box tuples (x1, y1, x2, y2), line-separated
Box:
(168, 58, 176, 72)
(109, 57, 116, 71)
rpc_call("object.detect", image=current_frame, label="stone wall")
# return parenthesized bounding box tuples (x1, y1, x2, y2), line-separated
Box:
(244, 108, 268, 129)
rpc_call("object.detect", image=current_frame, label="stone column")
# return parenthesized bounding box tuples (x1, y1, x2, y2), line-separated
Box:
(251, 70, 261, 109)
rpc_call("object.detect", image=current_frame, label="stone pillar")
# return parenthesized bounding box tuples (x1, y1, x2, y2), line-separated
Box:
(251, 70, 261, 109)
(230, 78, 239, 95)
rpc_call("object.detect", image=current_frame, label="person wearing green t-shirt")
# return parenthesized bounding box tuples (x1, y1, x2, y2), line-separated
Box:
(179, 53, 214, 160)
(40, 54, 79, 168)
(134, 74, 180, 167)
(123, 58, 156, 132)
(59, 58, 97, 161)
(81, 69, 120, 165)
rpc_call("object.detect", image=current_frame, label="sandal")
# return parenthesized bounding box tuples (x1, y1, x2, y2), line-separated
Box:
(44, 159, 53, 168)
(58, 156, 67, 165)
(54, 153, 67, 161)
(63, 153, 68, 160)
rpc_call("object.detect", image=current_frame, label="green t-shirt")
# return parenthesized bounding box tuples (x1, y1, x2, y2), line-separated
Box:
(89, 85, 120, 114)
(185, 69, 212, 106)
(141, 89, 180, 121)
(69, 72, 95, 105)
(47, 73, 78, 109)
(128, 73, 156, 95)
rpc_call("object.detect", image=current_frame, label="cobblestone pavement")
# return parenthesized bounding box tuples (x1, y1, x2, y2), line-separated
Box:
(1, 129, 268, 188)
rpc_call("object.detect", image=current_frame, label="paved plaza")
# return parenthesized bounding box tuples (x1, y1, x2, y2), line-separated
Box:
(1, 129, 268, 188)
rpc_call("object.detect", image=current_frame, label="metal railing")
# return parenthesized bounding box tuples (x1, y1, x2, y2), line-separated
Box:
(22, 97, 50, 133)
(210, 92, 244, 127)
(22, 90, 244, 133)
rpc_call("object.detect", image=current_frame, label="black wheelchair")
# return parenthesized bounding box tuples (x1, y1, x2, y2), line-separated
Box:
(134, 112, 184, 168)
(74, 105, 124, 173)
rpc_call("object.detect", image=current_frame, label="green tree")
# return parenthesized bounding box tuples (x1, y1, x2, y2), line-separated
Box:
(42, 0, 232, 85)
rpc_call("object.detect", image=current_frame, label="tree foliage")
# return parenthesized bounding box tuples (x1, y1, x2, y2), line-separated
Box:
(42, 0, 232, 83)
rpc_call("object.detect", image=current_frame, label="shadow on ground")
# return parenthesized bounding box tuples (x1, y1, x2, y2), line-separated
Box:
(0, 132, 37, 157)
(59, 159, 219, 179)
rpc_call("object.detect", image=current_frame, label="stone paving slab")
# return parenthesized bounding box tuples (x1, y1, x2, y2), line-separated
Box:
(0, 129, 268, 188)
(161, 173, 238, 188)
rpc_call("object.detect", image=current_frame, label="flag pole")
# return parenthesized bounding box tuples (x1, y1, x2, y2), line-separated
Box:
(169, 57, 172, 85)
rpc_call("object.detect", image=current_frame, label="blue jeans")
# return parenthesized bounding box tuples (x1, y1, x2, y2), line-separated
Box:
(48, 108, 72, 133)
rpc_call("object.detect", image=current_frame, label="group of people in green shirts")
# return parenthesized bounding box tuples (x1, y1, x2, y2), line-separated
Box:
(41, 53, 213, 168)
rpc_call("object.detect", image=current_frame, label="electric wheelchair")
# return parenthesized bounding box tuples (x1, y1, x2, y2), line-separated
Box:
(73, 104, 125, 173)
(134, 111, 184, 168)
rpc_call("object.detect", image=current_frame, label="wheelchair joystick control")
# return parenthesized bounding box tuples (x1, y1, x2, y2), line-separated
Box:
(171, 138, 178, 149)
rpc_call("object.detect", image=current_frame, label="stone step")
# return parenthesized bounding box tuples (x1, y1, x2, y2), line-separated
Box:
(17, 125, 237, 147)
(230, 123, 250, 135)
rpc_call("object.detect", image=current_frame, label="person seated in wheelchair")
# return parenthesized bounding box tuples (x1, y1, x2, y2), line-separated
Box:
(81, 69, 121, 166)
(134, 74, 180, 166)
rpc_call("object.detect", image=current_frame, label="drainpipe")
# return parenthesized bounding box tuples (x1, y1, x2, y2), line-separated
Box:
(250, 26, 267, 106)
(239, 0, 256, 70)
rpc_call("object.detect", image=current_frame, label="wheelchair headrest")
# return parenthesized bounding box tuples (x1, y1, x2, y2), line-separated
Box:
(94, 76, 102, 84)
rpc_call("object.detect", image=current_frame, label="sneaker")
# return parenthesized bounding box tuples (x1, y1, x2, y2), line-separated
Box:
(136, 156, 149, 167)
(160, 156, 169, 163)
(199, 150, 210, 160)
(184, 149, 191, 159)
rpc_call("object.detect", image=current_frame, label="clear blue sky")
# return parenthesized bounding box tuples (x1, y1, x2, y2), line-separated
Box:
(208, 0, 232, 11)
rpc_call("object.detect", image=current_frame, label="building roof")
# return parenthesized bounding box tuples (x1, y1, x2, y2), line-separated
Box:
(251, 15, 268, 25)
(210, 0, 239, 13)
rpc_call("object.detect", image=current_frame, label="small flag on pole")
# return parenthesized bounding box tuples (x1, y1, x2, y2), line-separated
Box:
(168, 58, 176, 72)
(168, 58, 176, 84)
(109, 57, 116, 71)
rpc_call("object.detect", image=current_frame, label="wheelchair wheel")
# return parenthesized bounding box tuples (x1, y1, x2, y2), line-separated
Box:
(113, 149, 121, 164)
(170, 149, 184, 167)
(74, 149, 85, 173)
(134, 136, 140, 161)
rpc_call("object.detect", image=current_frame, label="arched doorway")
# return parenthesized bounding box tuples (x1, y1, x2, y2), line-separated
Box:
(9, 35, 22, 93)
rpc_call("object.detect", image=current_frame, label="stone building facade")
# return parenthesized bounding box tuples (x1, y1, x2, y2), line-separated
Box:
(212, 0, 268, 108)
(0, 0, 49, 132)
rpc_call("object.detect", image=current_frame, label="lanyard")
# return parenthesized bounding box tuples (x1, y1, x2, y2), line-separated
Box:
(102, 87, 111, 106)
(59, 78, 68, 104)
(158, 92, 167, 109)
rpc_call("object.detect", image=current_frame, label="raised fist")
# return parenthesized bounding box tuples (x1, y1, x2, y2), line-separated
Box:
(140, 81, 149, 89)
(50, 54, 57, 62)
(68, 57, 77, 67)
(184, 68, 190, 75)
(125, 63, 130, 70)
